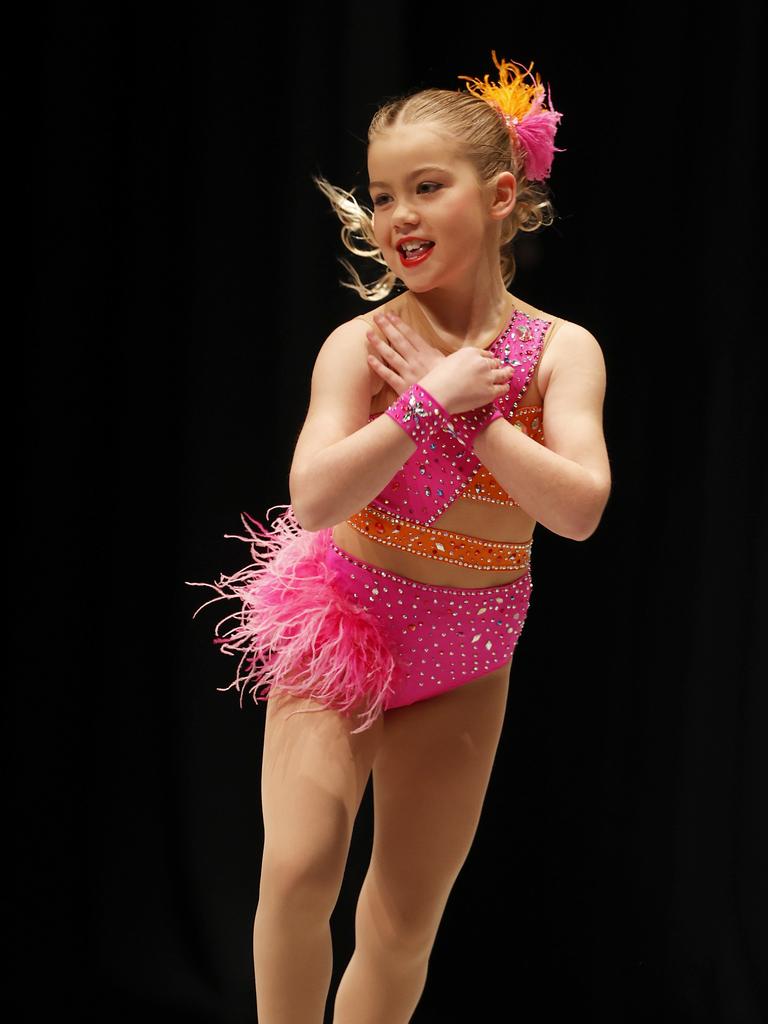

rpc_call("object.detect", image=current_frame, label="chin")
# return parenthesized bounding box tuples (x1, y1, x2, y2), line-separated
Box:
(403, 283, 434, 294)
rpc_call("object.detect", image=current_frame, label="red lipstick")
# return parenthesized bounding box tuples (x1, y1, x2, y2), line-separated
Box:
(397, 237, 436, 267)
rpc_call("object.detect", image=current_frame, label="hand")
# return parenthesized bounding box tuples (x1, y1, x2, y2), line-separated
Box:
(419, 347, 515, 416)
(365, 311, 446, 397)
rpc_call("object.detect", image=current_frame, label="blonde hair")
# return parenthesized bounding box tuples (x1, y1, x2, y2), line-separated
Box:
(312, 86, 559, 302)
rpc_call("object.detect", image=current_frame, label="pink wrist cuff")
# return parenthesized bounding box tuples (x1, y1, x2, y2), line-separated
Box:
(385, 383, 451, 445)
(445, 403, 505, 450)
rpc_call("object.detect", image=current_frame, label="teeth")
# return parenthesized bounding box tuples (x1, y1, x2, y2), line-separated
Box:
(401, 240, 432, 253)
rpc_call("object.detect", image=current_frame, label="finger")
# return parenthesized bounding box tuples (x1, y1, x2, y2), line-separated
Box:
(367, 329, 407, 370)
(373, 315, 408, 350)
(377, 312, 422, 352)
(367, 352, 397, 383)
(367, 330, 398, 362)
(481, 352, 505, 372)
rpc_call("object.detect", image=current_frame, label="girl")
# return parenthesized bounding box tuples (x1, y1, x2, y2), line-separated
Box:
(188, 52, 610, 1023)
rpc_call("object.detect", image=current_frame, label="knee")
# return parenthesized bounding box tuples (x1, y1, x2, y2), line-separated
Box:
(258, 843, 348, 922)
(359, 881, 443, 960)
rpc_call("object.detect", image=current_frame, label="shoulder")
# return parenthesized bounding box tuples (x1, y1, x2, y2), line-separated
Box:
(315, 314, 384, 399)
(537, 318, 607, 415)
(535, 316, 605, 400)
(505, 295, 571, 393)
(543, 317, 605, 369)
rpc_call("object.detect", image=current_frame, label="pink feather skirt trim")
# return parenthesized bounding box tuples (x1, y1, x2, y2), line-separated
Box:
(185, 504, 402, 734)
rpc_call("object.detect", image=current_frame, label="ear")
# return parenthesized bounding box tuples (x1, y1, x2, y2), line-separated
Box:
(488, 171, 517, 221)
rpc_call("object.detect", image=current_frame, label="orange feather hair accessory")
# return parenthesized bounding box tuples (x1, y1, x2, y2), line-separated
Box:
(457, 50, 566, 181)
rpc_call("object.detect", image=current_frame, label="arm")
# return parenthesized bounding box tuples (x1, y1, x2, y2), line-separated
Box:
(473, 323, 612, 541)
(289, 320, 419, 532)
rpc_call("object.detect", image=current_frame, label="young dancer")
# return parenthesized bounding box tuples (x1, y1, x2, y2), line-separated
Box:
(188, 51, 610, 1023)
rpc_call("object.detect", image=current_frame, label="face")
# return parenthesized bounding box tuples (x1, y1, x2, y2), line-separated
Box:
(367, 122, 510, 291)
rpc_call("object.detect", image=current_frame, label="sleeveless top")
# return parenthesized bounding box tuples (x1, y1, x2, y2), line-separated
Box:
(364, 308, 551, 526)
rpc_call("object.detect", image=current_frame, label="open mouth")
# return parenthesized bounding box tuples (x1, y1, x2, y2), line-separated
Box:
(398, 241, 436, 265)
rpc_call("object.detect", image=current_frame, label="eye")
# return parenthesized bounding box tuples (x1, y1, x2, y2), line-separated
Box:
(370, 182, 442, 207)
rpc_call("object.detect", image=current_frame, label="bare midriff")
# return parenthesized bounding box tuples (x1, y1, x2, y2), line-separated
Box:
(330, 294, 558, 590)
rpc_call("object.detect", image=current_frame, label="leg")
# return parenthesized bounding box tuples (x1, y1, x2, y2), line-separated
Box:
(332, 661, 511, 1024)
(254, 687, 383, 1023)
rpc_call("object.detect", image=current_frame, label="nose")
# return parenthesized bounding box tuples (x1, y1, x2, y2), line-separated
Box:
(391, 196, 419, 231)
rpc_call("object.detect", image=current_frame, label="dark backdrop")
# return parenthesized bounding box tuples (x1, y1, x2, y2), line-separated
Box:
(18, 3, 765, 1022)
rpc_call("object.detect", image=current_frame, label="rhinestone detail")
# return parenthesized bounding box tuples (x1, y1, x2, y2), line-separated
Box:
(367, 309, 551, 523)
(346, 504, 532, 571)
(326, 542, 533, 699)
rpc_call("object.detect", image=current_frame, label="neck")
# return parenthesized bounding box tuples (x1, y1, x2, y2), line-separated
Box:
(400, 283, 517, 353)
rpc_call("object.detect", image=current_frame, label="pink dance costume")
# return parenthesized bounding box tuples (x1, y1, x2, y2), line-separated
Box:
(186, 308, 551, 734)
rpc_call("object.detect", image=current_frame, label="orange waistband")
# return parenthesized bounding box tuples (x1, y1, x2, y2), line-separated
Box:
(345, 505, 532, 572)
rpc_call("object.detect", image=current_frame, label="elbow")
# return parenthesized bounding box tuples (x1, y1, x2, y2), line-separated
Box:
(289, 486, 335, 534)
(290, 496, 323, 533)
(572, 480, 611, 541)
(289, 473, 321, 533)
(291, 503, 319, 532)
(290, 465, 351, 533)
(574, 520, 600, 542)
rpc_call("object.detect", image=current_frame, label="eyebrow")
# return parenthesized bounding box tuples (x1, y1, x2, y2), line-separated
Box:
(368, 165, 450, 189)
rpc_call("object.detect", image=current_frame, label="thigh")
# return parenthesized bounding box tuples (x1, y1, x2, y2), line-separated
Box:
(259, 690, 383, 909)
(367, 662, 511, 936)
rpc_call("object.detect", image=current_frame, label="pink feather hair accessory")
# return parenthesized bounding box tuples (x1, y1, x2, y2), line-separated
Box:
(457, 50, 566, 182)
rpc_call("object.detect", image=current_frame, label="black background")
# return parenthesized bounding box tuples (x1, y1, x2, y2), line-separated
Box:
(18, 3, 765, 1022)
